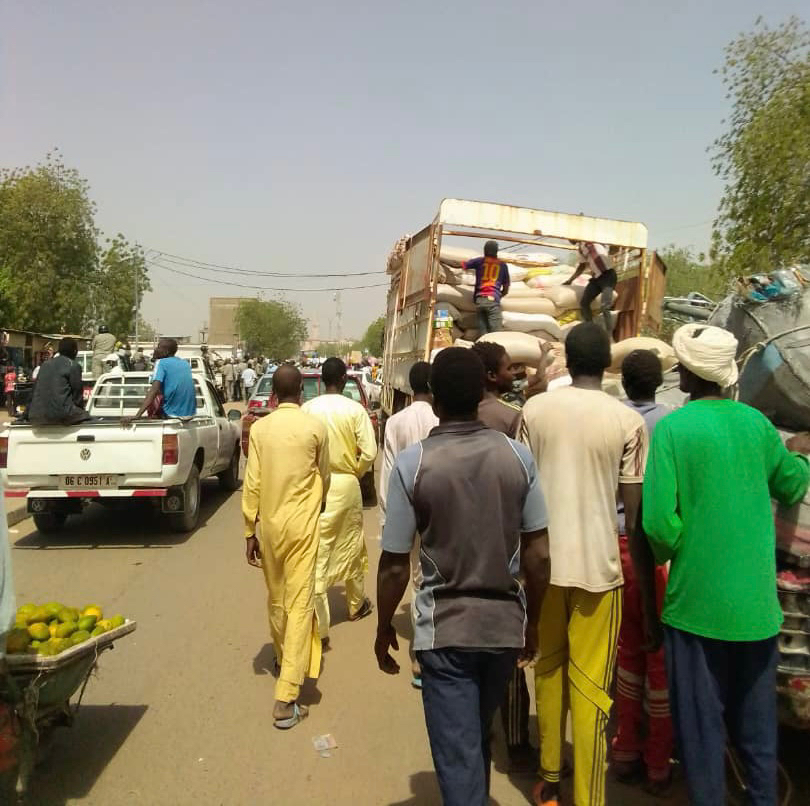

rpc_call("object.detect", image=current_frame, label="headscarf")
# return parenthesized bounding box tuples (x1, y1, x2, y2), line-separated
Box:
(672, 323, 739, 387)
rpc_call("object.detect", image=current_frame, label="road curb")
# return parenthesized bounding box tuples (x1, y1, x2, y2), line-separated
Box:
(7, 506, 30, 528)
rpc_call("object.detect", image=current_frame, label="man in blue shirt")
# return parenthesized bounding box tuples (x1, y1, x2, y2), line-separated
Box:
(125, 338, 196, 422)
(375, 347, 550, 806)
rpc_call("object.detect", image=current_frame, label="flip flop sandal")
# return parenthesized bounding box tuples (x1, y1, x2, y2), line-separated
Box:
(532, 781, 560, 805)
(348, 598, 373, 621)
(411, 675, 422, 690)
(273, 703, 308, 730)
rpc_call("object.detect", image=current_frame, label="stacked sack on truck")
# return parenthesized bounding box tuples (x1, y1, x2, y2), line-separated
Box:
(436, 245, 617, 382)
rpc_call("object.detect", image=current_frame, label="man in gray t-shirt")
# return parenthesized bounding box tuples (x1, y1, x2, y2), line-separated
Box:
(375, 347, 550, 806)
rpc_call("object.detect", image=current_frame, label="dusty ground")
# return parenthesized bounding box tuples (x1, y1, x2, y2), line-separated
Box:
(6, 470, 810, 805)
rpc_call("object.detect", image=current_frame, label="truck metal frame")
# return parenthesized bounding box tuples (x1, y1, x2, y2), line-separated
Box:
(381, 198, 666, 414)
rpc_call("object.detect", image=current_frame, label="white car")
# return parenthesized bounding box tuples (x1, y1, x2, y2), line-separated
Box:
(0, 372, 242, 534)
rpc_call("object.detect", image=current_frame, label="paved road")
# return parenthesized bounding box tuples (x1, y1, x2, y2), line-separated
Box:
(7, 475, 810, 805)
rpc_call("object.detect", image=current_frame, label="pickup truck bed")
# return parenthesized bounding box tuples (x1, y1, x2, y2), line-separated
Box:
(1, 372, 243, 534)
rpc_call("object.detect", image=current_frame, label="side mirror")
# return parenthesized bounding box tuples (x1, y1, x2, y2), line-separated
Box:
(227, 409, 242, 422)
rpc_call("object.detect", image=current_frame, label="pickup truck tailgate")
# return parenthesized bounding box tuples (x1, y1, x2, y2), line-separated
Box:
(7, 423, 163, 476)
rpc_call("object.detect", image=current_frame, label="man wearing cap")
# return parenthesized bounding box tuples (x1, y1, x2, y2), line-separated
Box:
(637, 323, 810, 806)
(464, 240, 510, 335)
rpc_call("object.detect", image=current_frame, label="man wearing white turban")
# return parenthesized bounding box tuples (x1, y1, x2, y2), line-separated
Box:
(636, 323, 810, 806)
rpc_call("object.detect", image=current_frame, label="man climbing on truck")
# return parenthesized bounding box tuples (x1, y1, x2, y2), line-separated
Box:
(464, 240, 510, 335)
(563, 240, 617, 336)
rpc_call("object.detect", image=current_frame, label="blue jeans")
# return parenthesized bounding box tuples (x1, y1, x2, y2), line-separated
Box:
(418, 648, 518, 806)
(476, 298, 503, 335)
(664, 626, 778, 806)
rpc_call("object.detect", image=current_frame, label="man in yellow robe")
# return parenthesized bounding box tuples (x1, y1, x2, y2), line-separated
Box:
(302, 357, 377, 640)
(242, 365, 331, 729)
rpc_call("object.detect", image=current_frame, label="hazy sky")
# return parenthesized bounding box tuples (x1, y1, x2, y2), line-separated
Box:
(1, 1, 802, 340)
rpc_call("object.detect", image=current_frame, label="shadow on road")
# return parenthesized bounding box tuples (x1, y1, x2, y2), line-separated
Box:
(25, 703, 147, 805)
(12, 481, 235, 550)
(386, 770, 503, 806)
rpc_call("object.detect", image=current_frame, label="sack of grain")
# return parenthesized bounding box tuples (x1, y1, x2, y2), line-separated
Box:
(609, 337, 676, 374)
(506, 263, 529, 282)
(527, 329, 562, 344)
(439, 245, 479, 267)
(507, 251, 558, 268)
(502, 311, 563, 340)
(542, 284, 619, 312)
(477, 331, 545, 367)
(501, 296, 559, 316)
(452, 338, 475, 349)
(457, 310, 479, 330)
(525, 273, 570, 289)
(437, 284, 476, 312)
(503, 281, 554, 299)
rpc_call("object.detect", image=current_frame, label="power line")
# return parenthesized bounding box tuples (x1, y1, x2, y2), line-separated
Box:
(146, 248, 386, 278)
(147, 259, 389, 292)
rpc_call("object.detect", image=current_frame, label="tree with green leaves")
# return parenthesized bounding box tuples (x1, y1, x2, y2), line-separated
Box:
(236, 298, 307, 359)
(0, 151, 99, 332)
(93, 234, 151, 340)
(711, 16, 810, 275)
(658, 245, 727, 300)
(358, 315, 385, 355)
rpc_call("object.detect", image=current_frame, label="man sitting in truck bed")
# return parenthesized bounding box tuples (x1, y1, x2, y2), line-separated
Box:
(124, 338, 196, 423)
(26, 337, 90, 426)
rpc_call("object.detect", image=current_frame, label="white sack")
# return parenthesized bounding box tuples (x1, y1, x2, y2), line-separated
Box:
(439, 245, 479, 267)
(477, 331, 545, 367)
(436, 284, 476, 312)
(609, 337, 677, 374)
(501, 296, 559, 316)
(502, 311, 563, 340)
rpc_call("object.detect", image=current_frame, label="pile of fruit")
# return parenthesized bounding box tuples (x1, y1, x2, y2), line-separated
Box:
(6, 603, 126, 656)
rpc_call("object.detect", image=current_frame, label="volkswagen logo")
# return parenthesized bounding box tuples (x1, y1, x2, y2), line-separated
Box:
(80, 448, 91, 461)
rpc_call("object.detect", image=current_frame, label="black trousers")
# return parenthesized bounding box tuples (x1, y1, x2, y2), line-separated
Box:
(580, 268, 617, 333)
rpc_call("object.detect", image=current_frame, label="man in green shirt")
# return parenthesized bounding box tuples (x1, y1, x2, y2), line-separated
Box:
(637, 323, 810, 806)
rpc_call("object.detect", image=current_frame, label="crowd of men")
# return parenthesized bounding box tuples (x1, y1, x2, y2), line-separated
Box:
(244, 321, 810, 806)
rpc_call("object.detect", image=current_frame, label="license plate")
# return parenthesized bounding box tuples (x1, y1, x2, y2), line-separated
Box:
(59, 475, 118, 490)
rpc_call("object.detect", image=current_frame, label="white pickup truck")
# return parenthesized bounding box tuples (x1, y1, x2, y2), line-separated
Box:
(0, 372, 242, 534)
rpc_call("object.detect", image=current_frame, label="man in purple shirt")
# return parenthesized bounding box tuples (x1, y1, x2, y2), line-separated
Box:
(464, 240, 510, 334)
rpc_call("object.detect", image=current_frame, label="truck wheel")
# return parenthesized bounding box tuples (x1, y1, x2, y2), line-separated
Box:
(218, 447, 240, 492)
(168, 465, 201, 533)
(33, 512, 68, 534)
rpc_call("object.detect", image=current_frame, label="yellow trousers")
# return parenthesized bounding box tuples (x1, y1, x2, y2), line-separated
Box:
(261, 533, 322, 704)
(535, 585, 622, 806)
(314, 473, 368, 639)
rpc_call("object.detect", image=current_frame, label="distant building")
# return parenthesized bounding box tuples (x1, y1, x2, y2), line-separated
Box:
(209, 297, 252, 347)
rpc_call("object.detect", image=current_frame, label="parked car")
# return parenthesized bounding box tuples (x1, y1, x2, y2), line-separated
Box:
(246, 369, 278, 410)
(241, 371, 379, 505)
(1, 372, 242, 534)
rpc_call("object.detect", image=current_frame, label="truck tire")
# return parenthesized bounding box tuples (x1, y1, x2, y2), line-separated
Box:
(33, 512, 68, 534)
(218, 447, 240, 492)
(168, 465, 201, 533)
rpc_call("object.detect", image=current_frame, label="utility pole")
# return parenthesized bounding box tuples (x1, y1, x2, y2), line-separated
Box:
(334, 291, 342, 344)
(134, 264, 140, 347)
